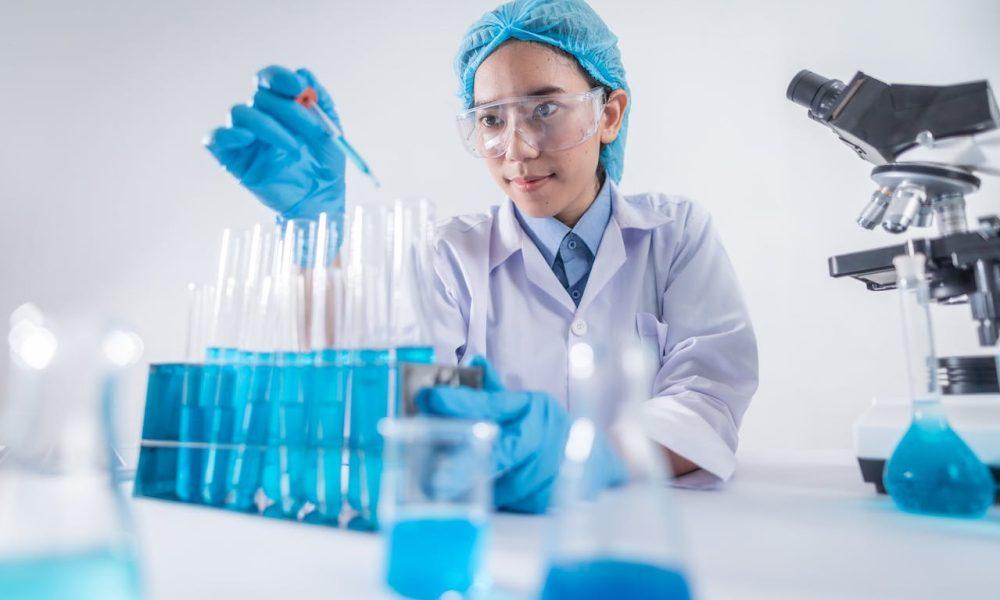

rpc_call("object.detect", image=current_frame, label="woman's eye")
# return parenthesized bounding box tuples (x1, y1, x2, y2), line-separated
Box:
(479, 114, 504, 129)
(534, 102, 559, 118)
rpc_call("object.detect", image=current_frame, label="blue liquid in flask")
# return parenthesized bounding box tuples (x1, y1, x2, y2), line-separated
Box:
(0, 547, 141, 600)
(386, 516, 488, 600)
(541, 558, 693, 600)
(884, 399, 995, 518)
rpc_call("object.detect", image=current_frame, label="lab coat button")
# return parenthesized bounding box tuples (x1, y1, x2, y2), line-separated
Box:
(571, 319, 588, 336)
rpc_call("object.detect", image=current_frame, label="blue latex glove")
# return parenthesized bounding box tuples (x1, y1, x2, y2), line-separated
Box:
(204, 65, 346, 224)
(416, 356, 626, 514)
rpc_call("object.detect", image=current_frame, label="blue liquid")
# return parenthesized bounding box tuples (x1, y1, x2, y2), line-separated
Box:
(134, 363, 187, 499)
(225, 353, 275, 512)
(262, 352, 313, 517)
(347, 348, 391, 525)
(200, 348, 242, 506)
(174, 365, 206, 502)
(303, 349, 348, 524)
(0, 547, 141, 600)
(386, 516, 487, 600)
(541, 558, 693, 600)
(884, 402, 996, 517)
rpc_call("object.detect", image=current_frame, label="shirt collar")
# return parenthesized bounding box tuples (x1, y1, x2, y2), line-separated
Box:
(512, 175, 613, 267)
(490, 178, 675, 271)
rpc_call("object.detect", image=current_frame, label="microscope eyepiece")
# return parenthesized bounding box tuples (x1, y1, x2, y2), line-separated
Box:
(786, 70, 847, 121)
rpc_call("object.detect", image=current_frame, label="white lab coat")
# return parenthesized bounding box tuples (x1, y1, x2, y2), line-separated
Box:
(427, 181, 758, 482)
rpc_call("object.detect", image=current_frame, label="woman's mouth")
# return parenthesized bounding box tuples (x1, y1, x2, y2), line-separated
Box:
(509, 174, 553, 192)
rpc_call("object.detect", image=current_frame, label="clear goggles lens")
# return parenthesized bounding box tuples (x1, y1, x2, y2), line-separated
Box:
(456, 87, 605, 158)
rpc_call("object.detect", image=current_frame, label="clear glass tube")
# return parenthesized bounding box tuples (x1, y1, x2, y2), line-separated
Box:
(390, 198, 436, 347)
(893, 254, 939, 403)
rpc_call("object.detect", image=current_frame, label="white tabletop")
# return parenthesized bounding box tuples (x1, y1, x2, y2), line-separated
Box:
(132, 451, 1000, 600)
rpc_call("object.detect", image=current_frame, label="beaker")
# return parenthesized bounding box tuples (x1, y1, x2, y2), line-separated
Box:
(883, 253, 995, 517)
(0, 306, 144, 599)
(541, 341, 694, 600)
(378, 417, 497, 600)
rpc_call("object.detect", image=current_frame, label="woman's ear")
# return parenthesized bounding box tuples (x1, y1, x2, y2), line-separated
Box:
(600, 89, 628, 144)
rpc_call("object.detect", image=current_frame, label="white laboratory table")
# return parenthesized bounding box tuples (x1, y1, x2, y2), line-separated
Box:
(132, 451, 1000, 600)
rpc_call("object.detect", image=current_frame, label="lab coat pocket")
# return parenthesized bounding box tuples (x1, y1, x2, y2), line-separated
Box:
(635, 311, 669, 359)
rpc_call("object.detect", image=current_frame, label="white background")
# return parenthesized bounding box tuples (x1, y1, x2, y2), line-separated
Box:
(2, 0, 999, 457)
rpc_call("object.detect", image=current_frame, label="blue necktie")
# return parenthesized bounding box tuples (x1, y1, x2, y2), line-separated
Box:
(552, 232, 594, 306)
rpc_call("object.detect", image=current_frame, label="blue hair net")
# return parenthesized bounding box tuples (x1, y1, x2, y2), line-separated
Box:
(455, 0, 629, 182)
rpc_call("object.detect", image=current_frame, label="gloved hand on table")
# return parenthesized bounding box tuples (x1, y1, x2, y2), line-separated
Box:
(416, 356, 626, 514)
(204, 65, 345, 224)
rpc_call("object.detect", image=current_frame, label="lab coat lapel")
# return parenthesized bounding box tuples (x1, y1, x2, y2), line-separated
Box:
(577, 216, 626, 313)
(494, 200, 576, 314)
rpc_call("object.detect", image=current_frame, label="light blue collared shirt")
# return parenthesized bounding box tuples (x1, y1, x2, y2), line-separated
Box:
(514, 176, 612, 304)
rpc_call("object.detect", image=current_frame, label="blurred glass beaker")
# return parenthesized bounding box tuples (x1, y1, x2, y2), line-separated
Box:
(541, 341, 694, 600)
(0, 306, 143, 599)
(378, 417, 497, 600)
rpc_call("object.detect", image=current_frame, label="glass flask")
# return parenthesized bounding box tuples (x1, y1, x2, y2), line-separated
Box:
(0, 305, 144, 599)
(378, 417, 497, 599)
(883, 253, 995, 517)
(541, 341, 695, 600)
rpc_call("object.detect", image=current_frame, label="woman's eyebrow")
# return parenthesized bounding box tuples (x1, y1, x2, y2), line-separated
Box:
(473, 86, 568, 108)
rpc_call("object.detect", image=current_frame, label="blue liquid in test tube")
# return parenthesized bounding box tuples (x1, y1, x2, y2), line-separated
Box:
(347, 348, 391, 526)
(134, 363, 187, 499)
(262, 351, 313, 518)
(225, 352, 276, 512)
(199, 347, 241, 505)
(175, 364, 206, 502)
(303, 348, 349, 524)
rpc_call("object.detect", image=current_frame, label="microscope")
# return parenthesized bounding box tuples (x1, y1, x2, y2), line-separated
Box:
(786, 70, 1000, 495)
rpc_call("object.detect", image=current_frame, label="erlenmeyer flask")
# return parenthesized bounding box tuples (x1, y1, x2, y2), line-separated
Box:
(883, 253, 995, 517)
(541, 341, 694, 600)
(0, 305, 143, 599)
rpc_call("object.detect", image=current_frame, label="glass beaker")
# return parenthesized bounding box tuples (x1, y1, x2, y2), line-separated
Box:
(378, 417, 497, 600)
(883, 253, 995, 517)
(0, 306, 143, 599)
(541, 341, 694, 600)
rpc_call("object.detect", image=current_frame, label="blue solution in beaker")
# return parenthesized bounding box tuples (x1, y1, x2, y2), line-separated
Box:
(541, 558, 693, 600)
(262, 352, 313, 518)
(0, 547, 142, 600)
(386, 516, 488, 600)
(883, 400, 995, 517)
(134, 363, 188, 499)
(303, 349, 348, 524)
(347, 348, 391, 526)
(199, 348, 242, 506)
(225, 352, 275, 512)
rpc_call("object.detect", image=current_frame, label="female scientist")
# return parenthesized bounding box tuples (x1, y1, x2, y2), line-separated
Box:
(205, 0, 758, 513)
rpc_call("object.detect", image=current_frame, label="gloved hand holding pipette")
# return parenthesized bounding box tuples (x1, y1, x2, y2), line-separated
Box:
(205, 65, 349, 224)
(416, 356, 627, 514)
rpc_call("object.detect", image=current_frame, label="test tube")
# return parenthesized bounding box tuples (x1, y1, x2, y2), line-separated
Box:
(261, 219, 317, 518)
(343, 202, 393, 526)
(225, 227, 284, 512)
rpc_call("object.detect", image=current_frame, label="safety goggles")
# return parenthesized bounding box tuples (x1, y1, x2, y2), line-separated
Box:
(456, 87, 606, 158)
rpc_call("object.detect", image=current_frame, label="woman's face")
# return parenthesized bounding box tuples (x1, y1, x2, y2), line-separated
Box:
(472, 41, 626, 224)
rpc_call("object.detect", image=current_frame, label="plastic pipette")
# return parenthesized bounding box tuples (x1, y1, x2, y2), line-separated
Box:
(295, 87, 381, 189)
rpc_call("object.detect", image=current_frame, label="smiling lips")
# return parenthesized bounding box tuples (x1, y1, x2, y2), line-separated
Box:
(509, 174, 553, 192)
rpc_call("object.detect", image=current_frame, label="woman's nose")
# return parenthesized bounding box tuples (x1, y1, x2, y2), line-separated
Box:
(504, 128, 540, 161)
